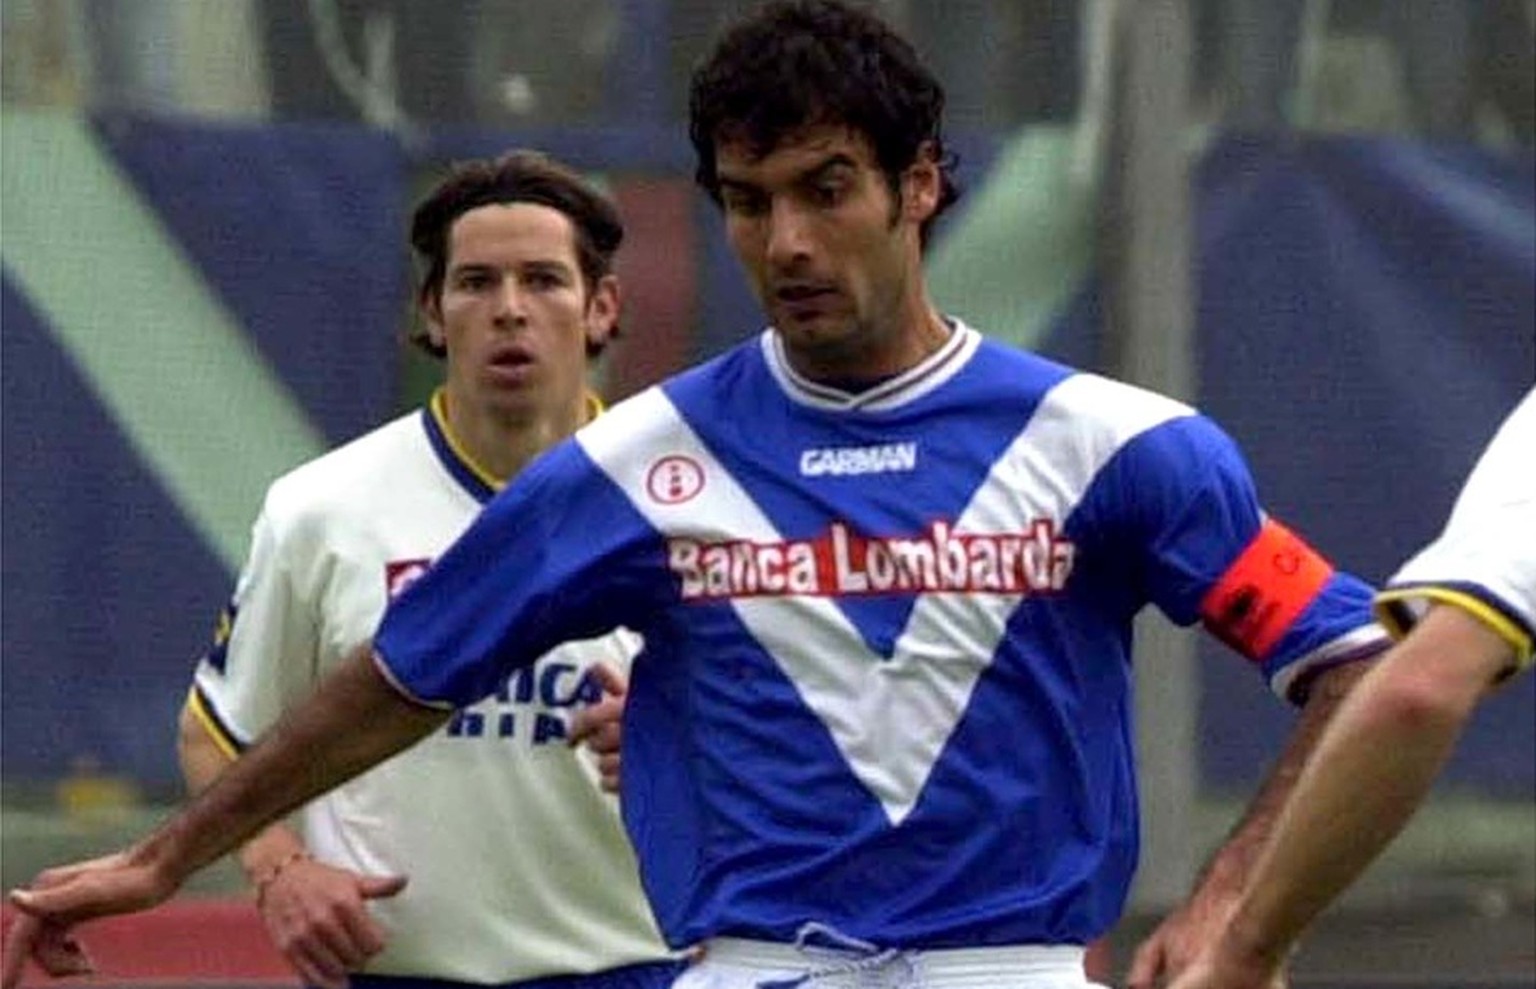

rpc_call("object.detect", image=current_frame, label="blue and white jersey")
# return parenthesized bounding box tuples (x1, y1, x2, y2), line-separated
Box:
(376, 322, 1387, 949)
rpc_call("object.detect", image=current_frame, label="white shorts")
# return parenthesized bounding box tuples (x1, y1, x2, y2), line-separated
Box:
(671, 932, 1107, 989)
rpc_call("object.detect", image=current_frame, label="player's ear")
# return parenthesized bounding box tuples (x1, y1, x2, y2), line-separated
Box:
(585, 274, 621, 351)
(420, 289, 448, 350)
(902, 143, 941, 224)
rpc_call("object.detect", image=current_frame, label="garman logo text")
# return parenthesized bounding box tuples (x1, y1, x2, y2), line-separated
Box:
(799, 442, 917, 476)
(669, 519, 1075, 599)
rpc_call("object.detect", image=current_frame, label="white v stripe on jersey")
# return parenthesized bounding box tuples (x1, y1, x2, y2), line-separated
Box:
(579, 377, 1188, 824)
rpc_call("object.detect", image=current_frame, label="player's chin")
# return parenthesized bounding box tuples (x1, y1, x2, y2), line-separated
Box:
(774, 310, 853, 347)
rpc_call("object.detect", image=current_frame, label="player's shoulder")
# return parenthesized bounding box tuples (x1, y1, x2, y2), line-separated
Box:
(576, 339, 759, 454)
(991, 352, 1240, 486)
(1040, 368, 1196, 433)
(262, 409, 425, 522)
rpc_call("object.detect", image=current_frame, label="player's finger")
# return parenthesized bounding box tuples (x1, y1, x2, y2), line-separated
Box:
(597, 752, 622, 794)
(289, 947, 347, 989)
(313, 909, 375, 972)
(569, 700, 620, 748)
(2, 914, 93, 985)
(32, 926, 93, 977)
(358, 874, 408, 902)
(589, 661, 628, 697)
(11, 866, 163, 926)
(0, 912, 37, 989)
(1125, 939, 1167, 989)
(580, 715, 623, 753)
(335, 895, 396, 958)
(289, 931, 351, 989)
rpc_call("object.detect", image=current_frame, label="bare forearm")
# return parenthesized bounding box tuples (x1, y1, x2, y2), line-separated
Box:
(138, 645, 446, 887)
(1224, 609, 1512, 965)
(1195, 660, 1372, 894)
(176, 698, 310, 880)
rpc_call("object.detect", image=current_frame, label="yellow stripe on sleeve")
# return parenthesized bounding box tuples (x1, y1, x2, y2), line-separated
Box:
(1375, 587, 1534, 671)
(185, 686, 244, 761)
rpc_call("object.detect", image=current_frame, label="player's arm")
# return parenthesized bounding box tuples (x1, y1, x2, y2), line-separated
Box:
(176, 695, 307, 882)
(6, 644, 444, 980)
(1113, 412, 1390, 987)
(1169, 605, 1514, 989)
(177, 696, 405, 989)
(1126, 656, 1371, 989)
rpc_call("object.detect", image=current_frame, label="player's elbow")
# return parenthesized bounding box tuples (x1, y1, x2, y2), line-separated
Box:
(1362, 662, 1478, 742)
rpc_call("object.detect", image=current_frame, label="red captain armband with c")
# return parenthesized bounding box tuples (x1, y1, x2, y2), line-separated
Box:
(1199, 518, 1334, 662)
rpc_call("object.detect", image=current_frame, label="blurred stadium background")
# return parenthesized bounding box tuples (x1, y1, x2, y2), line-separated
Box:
(1, 1, 1532, 985)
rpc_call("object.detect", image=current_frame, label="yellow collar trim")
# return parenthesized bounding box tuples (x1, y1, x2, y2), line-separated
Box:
(428, 388, 604, 492)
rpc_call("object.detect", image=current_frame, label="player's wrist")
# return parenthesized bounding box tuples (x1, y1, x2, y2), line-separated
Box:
(1217, 913, 1288, 981)
(250, 850, 312, 906)
(238, 836, 310, 888)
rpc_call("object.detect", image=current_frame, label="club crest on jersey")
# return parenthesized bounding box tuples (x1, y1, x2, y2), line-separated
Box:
(668, 518, 1075, 599)
(799, 441, 918, 477)
(385, 558, 433, 599)
(646, 455, 705, 504)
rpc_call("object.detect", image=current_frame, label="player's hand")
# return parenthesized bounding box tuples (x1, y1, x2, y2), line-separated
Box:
(569, 662, 627, 793)
(1163, 945, 1285, 989)
(255, 857, 406, 989)
(2, 849, 175, 986)
(1, 911, 93, 987)
(1128, 885, 1287, 989)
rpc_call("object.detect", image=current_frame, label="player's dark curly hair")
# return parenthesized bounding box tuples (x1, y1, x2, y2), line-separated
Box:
(408, 150, 624, 358)
(688, 0, 960, 245)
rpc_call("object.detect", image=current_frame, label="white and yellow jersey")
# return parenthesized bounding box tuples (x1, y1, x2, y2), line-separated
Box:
(1376, 388, 1536, 672)
(189, 393, 672, 983)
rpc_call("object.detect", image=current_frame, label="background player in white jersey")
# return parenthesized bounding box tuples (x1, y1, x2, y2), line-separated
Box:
(1168, 388, 1536, 989)
(16, 151, 679, 989)
(5, 4, 1386, 987)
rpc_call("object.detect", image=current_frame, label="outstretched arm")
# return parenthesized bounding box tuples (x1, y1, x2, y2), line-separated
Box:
(4, 644, 445, 984)
(1169, 606, 1513, 989)
(177, 698, 407, 989)
(1127, 658, 1371, 988)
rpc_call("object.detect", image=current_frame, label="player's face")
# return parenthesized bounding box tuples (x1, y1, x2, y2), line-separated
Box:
(427, 202, 616, 426)
(716, 125, 939, 382)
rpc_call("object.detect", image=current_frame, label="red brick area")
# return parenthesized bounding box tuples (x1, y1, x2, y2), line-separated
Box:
(1, 898, 294, 986)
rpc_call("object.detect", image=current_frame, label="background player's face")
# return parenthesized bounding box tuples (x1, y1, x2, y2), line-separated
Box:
(427, 202, 617, 426)
(715, 124, 938, 382)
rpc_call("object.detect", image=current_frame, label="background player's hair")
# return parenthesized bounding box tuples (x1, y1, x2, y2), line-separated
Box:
(688, 0, 960, 245)
(408, 150, 625, 358)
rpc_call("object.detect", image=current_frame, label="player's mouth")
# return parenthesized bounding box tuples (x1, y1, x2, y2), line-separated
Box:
(773, 282, 839, 320)
(486, 346, 536, 383)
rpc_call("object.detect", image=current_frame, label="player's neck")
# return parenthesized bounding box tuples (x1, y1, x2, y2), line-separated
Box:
(438, 389, 590, 487)
(788, 302, 951, 387)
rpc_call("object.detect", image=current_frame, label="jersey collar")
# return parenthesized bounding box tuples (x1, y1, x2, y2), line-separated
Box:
(761, 319, 980, 412)
(421, 388, 603, 504)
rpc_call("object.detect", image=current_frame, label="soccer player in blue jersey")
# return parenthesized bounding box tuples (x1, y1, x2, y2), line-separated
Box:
(1169, 389, 1535, 989)
(6, 3, 1386, 986)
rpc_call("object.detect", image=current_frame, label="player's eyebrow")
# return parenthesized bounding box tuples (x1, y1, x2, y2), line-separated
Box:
(718, 152, 860, 195)
(520, 258, 576, 276)
(447, 260, 496, 279)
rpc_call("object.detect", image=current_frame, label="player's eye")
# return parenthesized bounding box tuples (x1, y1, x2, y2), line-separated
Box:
(524, 269, 566, 290)
(810, 181, 846, 207)
(722, 189, 768, 217)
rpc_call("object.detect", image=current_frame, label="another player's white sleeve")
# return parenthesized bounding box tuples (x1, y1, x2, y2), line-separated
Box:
(1376, 389, 1536, 670)
(189, 493, 321, 753)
